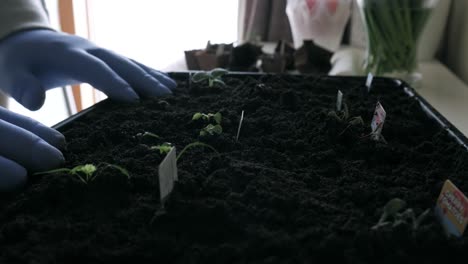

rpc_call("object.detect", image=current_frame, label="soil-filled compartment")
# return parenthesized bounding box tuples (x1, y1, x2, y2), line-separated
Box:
(1, 73, 467, 264)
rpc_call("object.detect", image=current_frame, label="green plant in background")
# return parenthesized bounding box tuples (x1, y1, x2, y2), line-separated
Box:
(358, 0, 437, 75)
(151, 142, 173, 155)
(193, 112, 223, 136)
(192, 68, 228, 87)
(372, 198, 430, 231)
(35, 163, 130, 184)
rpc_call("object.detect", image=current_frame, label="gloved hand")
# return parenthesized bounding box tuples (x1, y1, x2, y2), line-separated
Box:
(0, 106, 65, 191)
(0, 29, 177, 110)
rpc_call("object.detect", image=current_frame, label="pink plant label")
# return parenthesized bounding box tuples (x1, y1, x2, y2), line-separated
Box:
(435, 180, 468, 237)
(371, 101, 386, 140)
(306, 0, 338, 14)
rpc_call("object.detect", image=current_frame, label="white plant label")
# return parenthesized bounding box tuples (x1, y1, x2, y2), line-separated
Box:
(158, 147, 178, 202)
(336, 90, 343, 111)
(236, 110, 245, 142)
(366, 73, 374, 92)
(371, 101, 386, 141)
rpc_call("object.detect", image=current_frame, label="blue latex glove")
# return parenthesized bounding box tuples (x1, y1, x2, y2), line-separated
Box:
(0, 29, 177, 110)
(0, 106, 65, 191)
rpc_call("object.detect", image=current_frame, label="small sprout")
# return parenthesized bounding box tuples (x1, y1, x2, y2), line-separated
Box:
(213, 112, 222, 124)
(191, 68, 228, 87)
(192, 112, 222, 124)
(136, 132, 160, 139)
(328, 103, 364, 136)
(151, 142, 173, 155)
(35, 163, 130, 184)
(328, 102, 351, 122)
(157, 100, 170, 108)
(102, 163, 130, 178)
(372, 198, 430, 231)
(192, 112, 203, 121)
(192, 112, 223, 136)
(200, 124, 223, 136)
(349, 116, 364, 126)
(72, 164, 97, 178)
(177, 141, 220, 161)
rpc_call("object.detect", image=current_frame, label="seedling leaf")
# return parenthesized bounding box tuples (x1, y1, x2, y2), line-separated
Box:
(151, 143, 173, 155)
(34, 163, 129, 184)
(177, 141, 219, 161)
(70, 164, 97, 177)
(372, 198, 429, 231)
(213, 112, 222, 124)
(200, 124, 222, 136)
(384, 198, 406, 217)
(210, 68, 228, 78)
(343, 103, 349, 120)
(192, 113, 203, 120)
(34, 168, 71, 176)
(212, 78, 226, 87)
(102, 163, 131, 179)
(414, 209, 430, 229)
(140, 132, 160, 139)
(349, 116, 364, 126)
(192, 72, 209, 83)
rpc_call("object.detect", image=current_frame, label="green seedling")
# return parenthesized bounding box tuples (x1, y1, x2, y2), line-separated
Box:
(328, 103, 364, 135)
(151, 142, 173, 155)
(177, 141, 220, 161)
(35, 163, 130, 184)
(372, 198, 430, 231)
(192, 112, 222, 124)
(136, 132, 161, 139)
(191, 68, 228, 87)
(200, 124, 223, 136)
(192, 112, 223, 136)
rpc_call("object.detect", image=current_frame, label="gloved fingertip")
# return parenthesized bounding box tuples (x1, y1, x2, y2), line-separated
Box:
(110, 86, 140, 103)
(22, 90, 46, 111)
(51, 131, 67, 150)
(0, 157, 27, 192)
(161, 83, 172, 92)
(125, 87, 140, 103)
(156, 84, 172, 96)
(31, 142, 65, 172)
(164, 77, 177, 90)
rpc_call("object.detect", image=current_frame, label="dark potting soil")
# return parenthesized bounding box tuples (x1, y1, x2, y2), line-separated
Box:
(1, 74, 468, 263)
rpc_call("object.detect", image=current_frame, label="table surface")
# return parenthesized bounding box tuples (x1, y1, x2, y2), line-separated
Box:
(417, 61, 468, 137)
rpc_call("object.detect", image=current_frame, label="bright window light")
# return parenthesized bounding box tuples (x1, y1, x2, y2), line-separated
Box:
(87, 0, 240, 71)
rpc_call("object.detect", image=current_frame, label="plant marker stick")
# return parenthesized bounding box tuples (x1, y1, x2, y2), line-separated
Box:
(366, 73, 374, 92)
(371, 101, 386, 141)
(236, 110, 245, 142)
(158, 147, 178, 206)
(336, 90, 343, 112)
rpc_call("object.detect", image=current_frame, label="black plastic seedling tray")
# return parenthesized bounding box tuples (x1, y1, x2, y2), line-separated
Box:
(3, 72, 468, 263)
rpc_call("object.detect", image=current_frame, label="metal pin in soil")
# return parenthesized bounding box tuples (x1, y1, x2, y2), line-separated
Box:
(236, 110, 245, 142)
